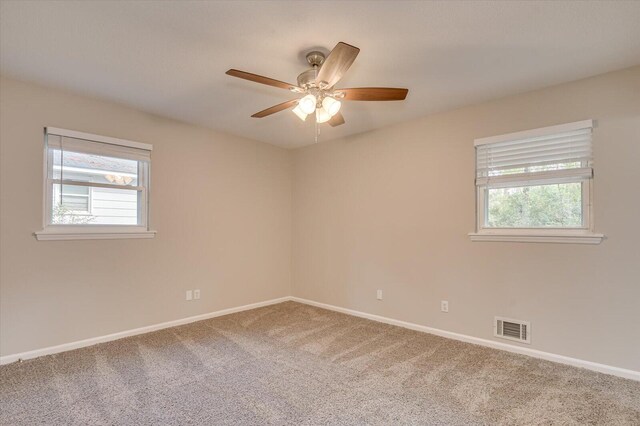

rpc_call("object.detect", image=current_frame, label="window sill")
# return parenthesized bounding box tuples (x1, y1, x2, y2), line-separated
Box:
(35, 230, 156, 241)
(468, 232, 604, 244)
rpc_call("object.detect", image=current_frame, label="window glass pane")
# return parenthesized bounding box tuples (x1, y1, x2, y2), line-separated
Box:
(52, 184, 138, 225)
(60, 185, 90, 212)
(487, 182, 582, 228)
(52, 150, 138, 186)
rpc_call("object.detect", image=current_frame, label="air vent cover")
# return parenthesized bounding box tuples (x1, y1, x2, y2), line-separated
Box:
(494, 316, 531, 344)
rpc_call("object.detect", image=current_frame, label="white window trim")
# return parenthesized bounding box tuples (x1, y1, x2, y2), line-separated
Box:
(469, 120, 604, 245)
(44, 127, 153, 151)
(35, 228, 157, 241)
(473, 120, 594, 147)
(35, 127, 156, 241)
(468, 233, 604, 244)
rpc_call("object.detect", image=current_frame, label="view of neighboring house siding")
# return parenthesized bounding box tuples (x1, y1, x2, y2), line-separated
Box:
(90, 187, 137, 224)
(53, 184, 137, 225)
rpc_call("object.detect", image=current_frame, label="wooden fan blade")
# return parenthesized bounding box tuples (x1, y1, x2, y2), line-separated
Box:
(328, 111, 345, 127)
(336, 87, 408, 101)
(226, 69, 299, 91)
(315, 42, 360, 88)
(251, 99, 298, 118)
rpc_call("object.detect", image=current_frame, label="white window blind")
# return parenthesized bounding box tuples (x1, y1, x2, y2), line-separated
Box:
(475, 120, 593, 186)
(46, 133, 151, 163)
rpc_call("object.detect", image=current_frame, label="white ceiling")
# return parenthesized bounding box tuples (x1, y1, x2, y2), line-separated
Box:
(2, 1, 640, 148)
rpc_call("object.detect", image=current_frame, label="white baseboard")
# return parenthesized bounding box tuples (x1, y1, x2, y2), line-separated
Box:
(3, 295, 638, 382)
(290, 297, 640, 382)
(0, 296, 290, 366)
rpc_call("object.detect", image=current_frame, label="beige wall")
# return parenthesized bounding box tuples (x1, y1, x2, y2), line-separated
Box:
(292, 66, 640, 371)
(0, 76, 292, 357)
(2, 67, 639, 372)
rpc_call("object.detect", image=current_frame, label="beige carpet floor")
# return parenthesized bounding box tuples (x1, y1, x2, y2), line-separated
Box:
(1, 301, 639, 425)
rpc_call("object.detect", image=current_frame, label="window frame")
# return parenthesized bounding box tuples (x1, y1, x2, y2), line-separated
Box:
(469, 121, 604, 244)
(36, 127, 156, 241)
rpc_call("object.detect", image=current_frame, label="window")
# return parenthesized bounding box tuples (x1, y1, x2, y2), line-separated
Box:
(36, 127, 155, 240)
(469, 120, 603, 244)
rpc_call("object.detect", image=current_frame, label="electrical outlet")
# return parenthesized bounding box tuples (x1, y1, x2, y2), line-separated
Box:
(186, 290, 193, 301)
(441, 300, 449, 313)
(377, 289, 383, 300)
(193, 289, 201, 300)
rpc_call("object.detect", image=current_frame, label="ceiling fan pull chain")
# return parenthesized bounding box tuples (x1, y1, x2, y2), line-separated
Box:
(314, 65, 318, 143)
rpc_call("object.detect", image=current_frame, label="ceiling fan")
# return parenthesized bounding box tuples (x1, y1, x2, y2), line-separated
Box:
(226, 42, 408, 127)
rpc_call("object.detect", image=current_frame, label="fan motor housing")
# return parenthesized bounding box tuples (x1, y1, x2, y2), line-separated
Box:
(297, 50, 326, 88)
(297, 69, 317, 88)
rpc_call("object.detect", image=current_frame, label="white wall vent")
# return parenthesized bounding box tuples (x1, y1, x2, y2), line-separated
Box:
(494, 316, 531, 344)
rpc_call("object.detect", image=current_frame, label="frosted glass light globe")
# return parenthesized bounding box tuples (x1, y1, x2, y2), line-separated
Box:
(316, 107, 331, 123)
(322, 97, 341, 117)
(299, 94, 317, 114)
(292, 105, 308, 121)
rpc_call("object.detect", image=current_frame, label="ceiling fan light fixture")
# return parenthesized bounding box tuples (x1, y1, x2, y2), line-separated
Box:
(226, 42, 409, 131)
(299, 94, 317, 114)
(315, 107, 331, 124)
(292, 105, 308, 121)
(322, 96, 341, 116)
